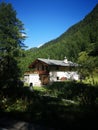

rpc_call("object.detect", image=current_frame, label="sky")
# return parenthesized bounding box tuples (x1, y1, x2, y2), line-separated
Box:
(1, 0, 98, 49)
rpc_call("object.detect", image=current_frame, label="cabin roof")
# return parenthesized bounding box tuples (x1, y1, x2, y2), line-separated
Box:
(35, 58, 78, 67)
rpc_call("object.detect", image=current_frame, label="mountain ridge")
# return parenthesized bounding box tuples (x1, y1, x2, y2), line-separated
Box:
(32, 3, 98, 49)
(20, 3, 98, 72)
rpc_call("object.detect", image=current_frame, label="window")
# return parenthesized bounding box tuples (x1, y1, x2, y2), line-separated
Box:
(57, 77, 59, 80)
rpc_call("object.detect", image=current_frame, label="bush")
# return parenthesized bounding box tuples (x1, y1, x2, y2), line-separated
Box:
(46, 81, 98, 105)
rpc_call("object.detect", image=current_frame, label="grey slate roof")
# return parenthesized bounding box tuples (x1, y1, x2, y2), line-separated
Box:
(38, 58, 78, 67)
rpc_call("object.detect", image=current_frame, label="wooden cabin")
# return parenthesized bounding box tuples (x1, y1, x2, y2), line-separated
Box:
(24, 57, 79, 86)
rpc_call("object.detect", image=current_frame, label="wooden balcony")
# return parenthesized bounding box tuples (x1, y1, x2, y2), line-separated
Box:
(34, 70, 49, 75)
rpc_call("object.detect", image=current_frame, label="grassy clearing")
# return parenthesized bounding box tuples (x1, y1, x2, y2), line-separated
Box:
(0, 81, 98, 129)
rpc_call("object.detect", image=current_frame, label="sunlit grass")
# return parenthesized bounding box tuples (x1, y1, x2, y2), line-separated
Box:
(83, 73, 98, 85)
(33, 86, 47, 91)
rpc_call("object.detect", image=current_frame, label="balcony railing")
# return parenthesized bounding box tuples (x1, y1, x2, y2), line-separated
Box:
(34, 70, 49, 75)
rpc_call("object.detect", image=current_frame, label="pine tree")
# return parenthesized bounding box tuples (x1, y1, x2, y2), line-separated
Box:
(0, 2, 26, 88)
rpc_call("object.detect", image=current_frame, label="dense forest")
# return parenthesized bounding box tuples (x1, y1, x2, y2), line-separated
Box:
(19, 4, 98, 74)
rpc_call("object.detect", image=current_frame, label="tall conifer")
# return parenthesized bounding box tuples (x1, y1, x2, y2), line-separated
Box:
(0, 2, 26, 87)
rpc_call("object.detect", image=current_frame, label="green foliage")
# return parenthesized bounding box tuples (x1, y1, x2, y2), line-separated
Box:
(0, 82, 98, 129)
(0, 4, 98, 128)
(0, 2, 26, 88)
(19, 4, 98, 73)
(45, 82, 98, 105)
(77, 51, 97, 84)
(1, 81, 98, 112)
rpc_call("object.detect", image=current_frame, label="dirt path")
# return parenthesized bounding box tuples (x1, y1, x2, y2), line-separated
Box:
(0, 116, 54, 130)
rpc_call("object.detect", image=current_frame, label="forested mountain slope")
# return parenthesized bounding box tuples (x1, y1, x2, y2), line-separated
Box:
(20, 4, 98, 73)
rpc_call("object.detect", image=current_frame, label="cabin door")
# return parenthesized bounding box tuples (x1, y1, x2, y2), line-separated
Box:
(40, 75, 49, 85)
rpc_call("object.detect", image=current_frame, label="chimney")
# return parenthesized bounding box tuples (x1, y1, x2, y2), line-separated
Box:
(64, 56, 68, 63)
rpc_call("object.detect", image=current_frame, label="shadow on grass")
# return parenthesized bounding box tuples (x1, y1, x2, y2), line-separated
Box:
(0, 81, 98, 129)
